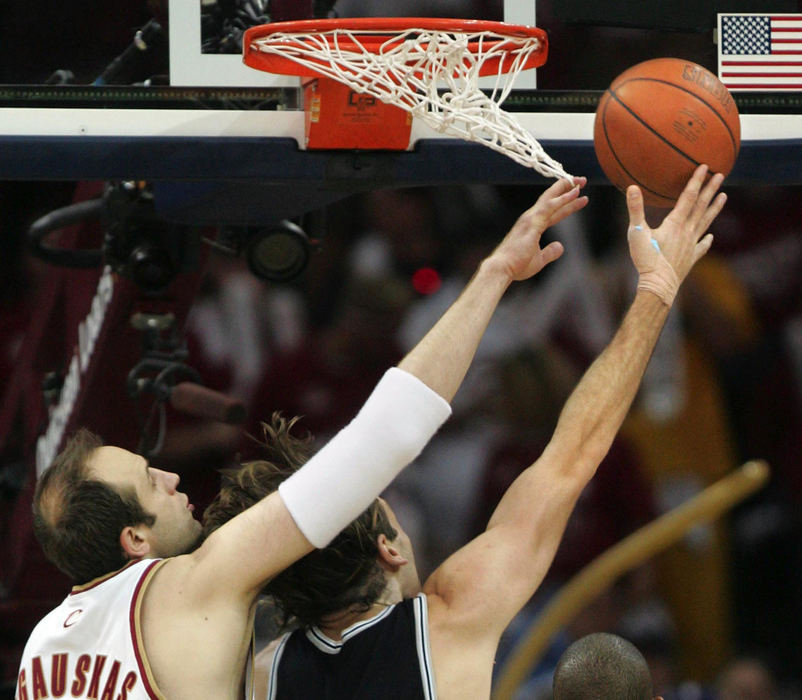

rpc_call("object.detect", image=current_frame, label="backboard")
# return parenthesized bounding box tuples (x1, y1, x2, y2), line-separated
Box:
(170, 0, 537, 88)
(0, 0, 801, 220)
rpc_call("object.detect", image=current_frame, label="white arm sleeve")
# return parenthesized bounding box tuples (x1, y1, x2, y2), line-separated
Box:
(278, 367, 451, 547)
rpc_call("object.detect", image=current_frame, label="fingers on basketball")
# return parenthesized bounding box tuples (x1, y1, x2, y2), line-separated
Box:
(675, 164, 709, 212)
(593, 58, 740, 208)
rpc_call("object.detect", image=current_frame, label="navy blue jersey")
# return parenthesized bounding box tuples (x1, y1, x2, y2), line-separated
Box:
(267, 593, 436, 699)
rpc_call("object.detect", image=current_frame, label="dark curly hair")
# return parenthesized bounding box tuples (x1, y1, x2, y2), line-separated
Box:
(202, 413, 397, 629)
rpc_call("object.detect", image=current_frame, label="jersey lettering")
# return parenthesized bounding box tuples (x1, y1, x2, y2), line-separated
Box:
(99, 660, 120, 700)
(71, 654, 91, 696)
(18, 561, 155, 700)
(16, 669, 27, 700)
(51, 653, 68, 696)
(19, 654, 139, 700)
(117, 672, 138, 700)
(85, 654, 106, 698)
(30, 657, 47, 700)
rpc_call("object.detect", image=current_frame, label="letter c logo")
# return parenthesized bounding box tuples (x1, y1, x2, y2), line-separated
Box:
(64, 609, 83, 628)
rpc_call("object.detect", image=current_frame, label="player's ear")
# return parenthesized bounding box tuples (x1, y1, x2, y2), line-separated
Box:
(120, 524, 151, 559)
(377, 534, 408, 570)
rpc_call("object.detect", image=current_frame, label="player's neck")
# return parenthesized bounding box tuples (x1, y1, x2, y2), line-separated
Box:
(315, 601, 391, 640)
(316, 579, 404, 641)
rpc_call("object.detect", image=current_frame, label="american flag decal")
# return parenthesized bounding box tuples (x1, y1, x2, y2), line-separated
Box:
(718, 13, 802, 90)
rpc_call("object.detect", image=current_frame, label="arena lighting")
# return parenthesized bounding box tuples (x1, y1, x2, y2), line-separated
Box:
(244, 220, 311, 282)
(411, 267, 442, 296)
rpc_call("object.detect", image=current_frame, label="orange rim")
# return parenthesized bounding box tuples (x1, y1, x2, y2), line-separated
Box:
(243, 17, 548, 78)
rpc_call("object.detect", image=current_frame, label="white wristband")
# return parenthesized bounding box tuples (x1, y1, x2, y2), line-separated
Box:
(278, 367, 451, 547)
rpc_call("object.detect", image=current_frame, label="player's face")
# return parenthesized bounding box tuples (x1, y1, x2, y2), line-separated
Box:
(378, 498, 421, 597)
(88, 445, 202, 558)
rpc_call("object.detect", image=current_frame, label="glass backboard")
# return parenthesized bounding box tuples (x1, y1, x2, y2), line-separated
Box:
(172, 0, 536, 87)
(0, 1, 801, 192)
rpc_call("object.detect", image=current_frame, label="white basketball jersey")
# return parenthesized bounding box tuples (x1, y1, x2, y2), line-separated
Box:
(15, 558, 167, 700)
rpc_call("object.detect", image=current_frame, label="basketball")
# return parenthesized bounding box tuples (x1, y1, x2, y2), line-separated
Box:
(593, 58, 740, 208)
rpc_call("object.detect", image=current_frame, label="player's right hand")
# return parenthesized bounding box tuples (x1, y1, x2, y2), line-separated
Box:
(488, 176, 588, 282)
(627, 164, 725, 283)
(626, 165, 725, 305)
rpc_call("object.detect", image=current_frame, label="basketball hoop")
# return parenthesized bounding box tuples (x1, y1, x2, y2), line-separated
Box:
(243, 18, 573, 180)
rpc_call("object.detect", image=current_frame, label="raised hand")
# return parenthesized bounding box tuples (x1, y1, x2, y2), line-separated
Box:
(488, 177, 588, 282)
(627, 165, 726, 305)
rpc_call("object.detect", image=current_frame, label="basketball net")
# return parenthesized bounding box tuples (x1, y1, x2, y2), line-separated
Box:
(247, 24, 573, 181)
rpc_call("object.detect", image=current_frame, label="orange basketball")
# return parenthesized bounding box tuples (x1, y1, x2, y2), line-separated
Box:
(594, 57, 740, 208)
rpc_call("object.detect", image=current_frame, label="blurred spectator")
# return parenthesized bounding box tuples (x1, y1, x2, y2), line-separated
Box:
(689, 187, 802, 680)
(155, 252, 285, 504)
(248, 270, 411, 447)
(472, 346, 658, 582)
(715, 656, 778, 700)
(710, 187, 802, 502)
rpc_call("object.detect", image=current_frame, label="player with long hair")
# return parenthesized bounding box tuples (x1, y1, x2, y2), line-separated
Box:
(203, 168, 726, 699)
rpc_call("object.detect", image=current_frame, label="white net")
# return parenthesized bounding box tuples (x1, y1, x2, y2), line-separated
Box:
(249, 26, 573, 180)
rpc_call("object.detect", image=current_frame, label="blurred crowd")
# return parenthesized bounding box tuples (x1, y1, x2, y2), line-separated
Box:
(5, 179, 787, 698)
(176, 181, 802, 699)
(2, 0, 802, 698)
(3, 177, 801, 698)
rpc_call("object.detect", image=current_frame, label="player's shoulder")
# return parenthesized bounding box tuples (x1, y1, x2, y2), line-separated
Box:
(139, 552, 194, 591)
(141, 550, 253, 614)
(421, 579, 501, 651)
(420, 591, 497, 698)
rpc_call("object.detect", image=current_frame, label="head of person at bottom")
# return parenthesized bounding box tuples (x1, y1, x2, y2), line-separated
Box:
(202, 412, 421, 629)
(552, 632, 663, 700)
(32, 428, 203, 584)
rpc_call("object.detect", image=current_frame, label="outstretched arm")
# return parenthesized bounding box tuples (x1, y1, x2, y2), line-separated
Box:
(399, 177, 587, 401)
(186, 177, 589, 598)
(424, 165, 726, 641)
(139, 179, 589, 700)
